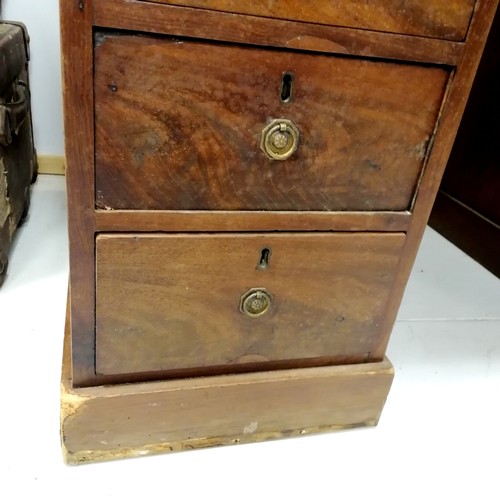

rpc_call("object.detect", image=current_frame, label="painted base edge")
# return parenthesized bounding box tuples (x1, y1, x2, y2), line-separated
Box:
(61, 307, 394, 465)
(37, 155, 65, 175)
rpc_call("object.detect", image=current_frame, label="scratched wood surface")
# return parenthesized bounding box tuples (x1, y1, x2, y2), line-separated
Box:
(61, 0, 499, 390)
(60, 0, 96, 386)
(429, 7, 500, 279)
(372, 0, 500, 358)
(94, 34, 449, 212)
(94, 0, 463, 66)
(61, 308, 394, 464)
(94, 209, 411, 233)
(140, 0, 476, 41)
(96, 232, 404, 377)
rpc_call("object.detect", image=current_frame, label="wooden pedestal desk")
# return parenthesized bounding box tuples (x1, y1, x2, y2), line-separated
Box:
(59, 0, 499, 464)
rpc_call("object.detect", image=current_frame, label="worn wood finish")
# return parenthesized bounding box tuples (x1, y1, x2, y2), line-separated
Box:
(95, 210, 411, 233)
(437, 3, 500, 225)
(372, 0, 500, 359)
(95, 34, 449, 212)
(429, 9, 500, 278)
(93, 1, 463, 66)
(96, 232, 404, 377)
(60, 2, 499, 466)
(60, 0, 96, 385)
(61, 310, 394, 464)
(141, 0, 475, 41)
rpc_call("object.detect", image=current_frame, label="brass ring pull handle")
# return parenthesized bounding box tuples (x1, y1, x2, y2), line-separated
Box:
(240, 288, 273, 318)
(260, 119, 300, 161)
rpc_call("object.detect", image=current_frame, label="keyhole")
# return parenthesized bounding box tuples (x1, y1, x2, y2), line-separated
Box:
(258, 248, 271, 270)
(280, 73, 294, 103)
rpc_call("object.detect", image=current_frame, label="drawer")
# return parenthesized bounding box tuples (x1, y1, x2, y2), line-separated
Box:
(139, 0, 476, 41)
(96, 232, 405, 377)
(94, 33, 449, 212)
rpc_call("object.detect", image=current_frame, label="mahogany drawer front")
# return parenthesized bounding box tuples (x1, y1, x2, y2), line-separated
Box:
(139, 0, 476, 41)
(95, 34, 449, 213)
(95, 232, 405, 377)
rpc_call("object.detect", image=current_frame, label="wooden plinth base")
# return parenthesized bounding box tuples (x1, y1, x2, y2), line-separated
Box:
(61, 309, 394, 465)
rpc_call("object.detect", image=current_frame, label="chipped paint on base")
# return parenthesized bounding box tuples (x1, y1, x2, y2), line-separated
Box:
(243, 421, 259, 435)
(60, 382, 92, 420)
(63, 420, 378, 465)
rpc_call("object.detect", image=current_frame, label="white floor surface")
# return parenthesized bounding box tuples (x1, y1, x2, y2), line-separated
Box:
(1, 175, 499, 500)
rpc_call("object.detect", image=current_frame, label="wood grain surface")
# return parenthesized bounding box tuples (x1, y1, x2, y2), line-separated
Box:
(140, 0, 476, 41)
(61, 309, 394, 464)
(372, 0, 500, 358)
(94, 34, 449, 212)
(59, 0, 499, 390)
(60, 0, 96, 386)
(94, 0, 464, 66)
(430, 7, 500, 278)
(95, 209, 411, 233)
(96, 232, 404, 377)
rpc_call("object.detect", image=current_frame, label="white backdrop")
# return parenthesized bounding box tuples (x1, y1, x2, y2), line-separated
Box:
(3, 0, 64, 155)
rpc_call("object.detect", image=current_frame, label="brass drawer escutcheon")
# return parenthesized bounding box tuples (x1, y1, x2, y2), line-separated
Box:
(260, 119, 300, 160)
(240, 288, 273, 317)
